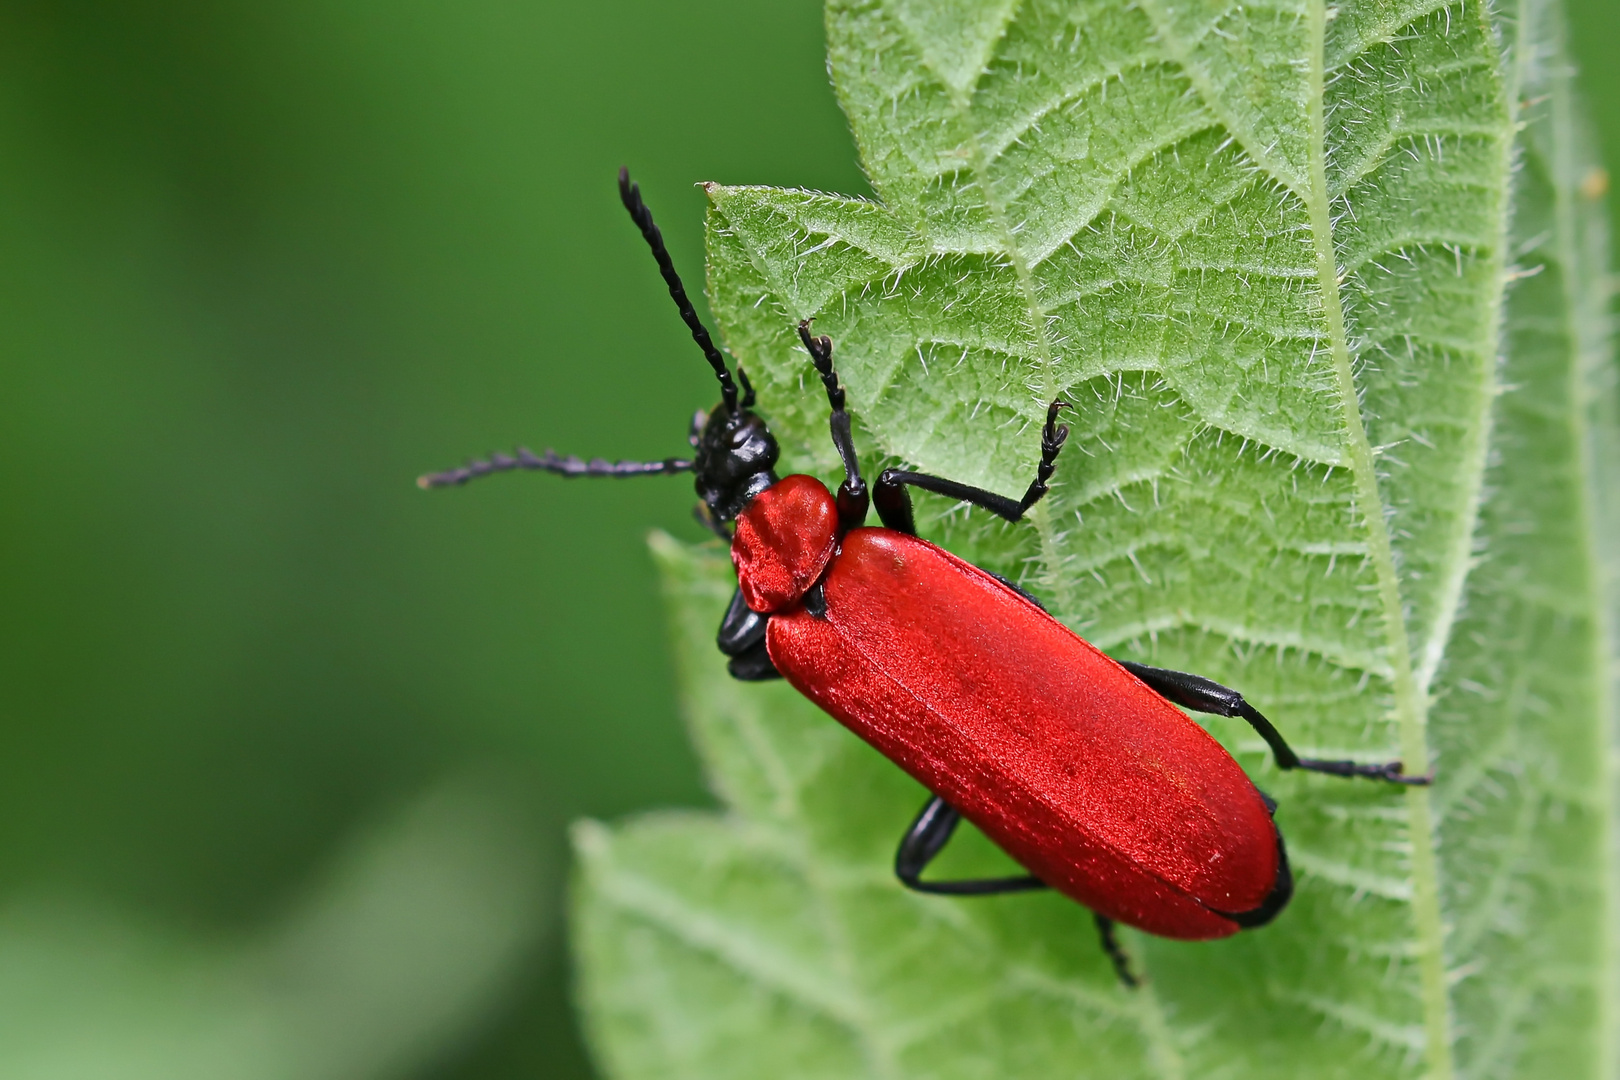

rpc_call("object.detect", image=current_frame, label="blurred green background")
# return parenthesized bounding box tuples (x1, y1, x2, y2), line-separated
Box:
(1, 1, 1614, 1077)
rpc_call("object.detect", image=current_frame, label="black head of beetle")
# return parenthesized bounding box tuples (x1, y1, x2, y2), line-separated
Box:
(689, 403, 780, 525)
(413, 167, 785, 529)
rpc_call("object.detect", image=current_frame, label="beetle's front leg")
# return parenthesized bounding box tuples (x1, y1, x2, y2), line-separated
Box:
(1118, 662, 1432, 785)
(872, 400, 1069, 534)
(716, 585, 781, 681)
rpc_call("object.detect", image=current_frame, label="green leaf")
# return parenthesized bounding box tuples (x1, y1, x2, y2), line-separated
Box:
(572, 0, 1619, 1076)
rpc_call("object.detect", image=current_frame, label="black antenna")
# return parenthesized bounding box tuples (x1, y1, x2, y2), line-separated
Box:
(619, 167, 740, 413)
(417, 448, 691, 489)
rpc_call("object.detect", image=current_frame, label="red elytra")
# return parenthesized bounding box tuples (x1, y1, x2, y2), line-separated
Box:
(734, 475, 1279, 940)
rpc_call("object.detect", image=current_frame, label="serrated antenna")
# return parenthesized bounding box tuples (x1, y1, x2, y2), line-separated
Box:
(618, 168, 740, 412)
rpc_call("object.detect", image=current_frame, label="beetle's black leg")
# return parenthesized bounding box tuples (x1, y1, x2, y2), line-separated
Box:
(726, 639, 782, 681)
(874, 400, 1069, 530)
(895, 795, 1047, 895)
(872, 477, 917, 534)
(986, 572, 1047, 611)
(898, 797, 1138, 985)
(797, 321, 869, 530)
(418, 448, 692, 489)
(715, 586, 781, 680)
(716, 586, 767, 655)
(1117, 662, 1433, 785)
(1094, 915, 1140, 988)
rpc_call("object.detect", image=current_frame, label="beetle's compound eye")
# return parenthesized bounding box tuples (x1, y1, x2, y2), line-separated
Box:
(725, 415, 780, 472)
(689, 410, 708, 448)
(726, 413, 760, 444)
(725, 413, 774, 453)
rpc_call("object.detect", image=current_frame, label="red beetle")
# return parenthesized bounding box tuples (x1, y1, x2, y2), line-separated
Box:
(422, 170, 1428, 984)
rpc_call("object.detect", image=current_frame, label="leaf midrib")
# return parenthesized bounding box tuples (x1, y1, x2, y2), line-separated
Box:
(1301, 2, 1454, 1075)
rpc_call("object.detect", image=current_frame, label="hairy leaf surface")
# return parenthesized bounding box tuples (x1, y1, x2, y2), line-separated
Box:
(573, 0, 1618, 1076)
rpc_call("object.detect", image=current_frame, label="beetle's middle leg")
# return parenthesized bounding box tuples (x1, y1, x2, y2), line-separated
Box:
(897, 797, 1140, 987)
(895, 795, 1047, 895)
(1118, 662, 1432, 785)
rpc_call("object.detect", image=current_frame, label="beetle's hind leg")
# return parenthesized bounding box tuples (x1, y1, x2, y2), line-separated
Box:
(894, 795, 1047, 895)
(1094, 915, 1140, 988)
(1117, 662, 1432, 785)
